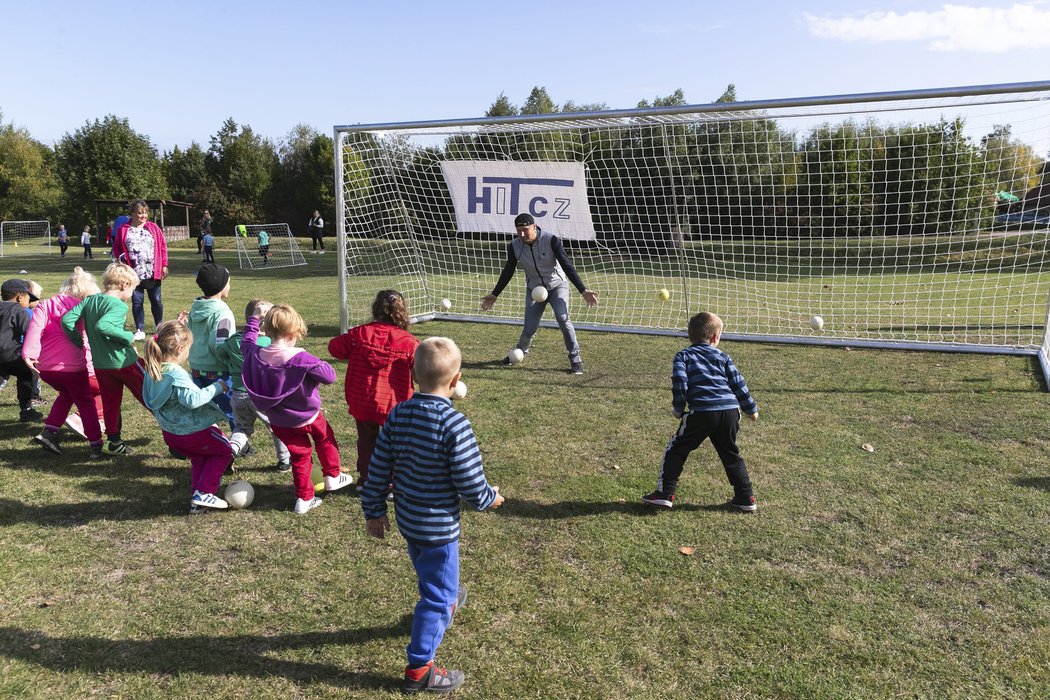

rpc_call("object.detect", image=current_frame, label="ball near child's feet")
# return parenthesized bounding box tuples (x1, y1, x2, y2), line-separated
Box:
(224, 480, 255, 509)
(809, 315, 824, 331)
(507, 348, 525, 364)
(657, 288, 670, 301)
(531, 286, 548, 302)
(440, 298, 452, 310)
(453, 380, 467, 399)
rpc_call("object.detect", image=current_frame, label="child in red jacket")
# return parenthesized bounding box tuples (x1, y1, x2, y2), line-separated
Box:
(328, 290, 418, 487)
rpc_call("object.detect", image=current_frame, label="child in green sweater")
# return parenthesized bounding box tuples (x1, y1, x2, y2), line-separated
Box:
(61, 262, 147, 456)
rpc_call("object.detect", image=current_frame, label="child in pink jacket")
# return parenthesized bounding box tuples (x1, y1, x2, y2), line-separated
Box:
(22, 267, 106, 459)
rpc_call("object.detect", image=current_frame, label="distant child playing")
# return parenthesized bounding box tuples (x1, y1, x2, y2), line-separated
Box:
(56, 225, 69, 257)
(241, 303, 352, 513)
(328, 289, 418, 487)
(81, 225, 93, 259)
(215, 298, 291, 470)
(142, 320, 233, 514)
(23, 267, 105, 458)
(202, 232, 215, 263)
(187, 263, 235, 429)
(257, 229, 270, 265)
(61, 262, 147, 456)
(361, 336, 504, 695)
(642, 311, 759, 512)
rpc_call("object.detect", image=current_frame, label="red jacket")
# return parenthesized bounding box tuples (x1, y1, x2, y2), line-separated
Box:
(328, 321, 418, 424)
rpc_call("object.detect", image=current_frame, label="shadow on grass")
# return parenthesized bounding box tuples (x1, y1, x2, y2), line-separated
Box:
(499, 498, 733, 519)
(0, 619, 411, 692)
(1014, 476, 1050, 491)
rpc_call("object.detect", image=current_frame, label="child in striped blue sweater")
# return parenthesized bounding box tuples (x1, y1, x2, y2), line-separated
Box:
(642, 311, 759, 512)
(361, 336, 504, 695)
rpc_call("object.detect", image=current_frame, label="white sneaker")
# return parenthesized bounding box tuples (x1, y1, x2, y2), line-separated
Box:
(294, 496, 322, 514)
(190, 490, 229, 510)
(324, 472, 353, 492)
(133, 330, 146, 341)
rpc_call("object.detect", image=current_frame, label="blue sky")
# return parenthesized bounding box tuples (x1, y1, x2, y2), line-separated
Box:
(2, 1, 1049, 152)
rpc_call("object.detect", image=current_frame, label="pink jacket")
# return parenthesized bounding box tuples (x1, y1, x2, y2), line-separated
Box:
(22, 295, 94, 373)
(114, 220, 168, 281)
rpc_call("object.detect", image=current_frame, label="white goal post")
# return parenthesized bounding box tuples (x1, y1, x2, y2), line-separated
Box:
(335, 81, 1050, 387)
(233, 223, 307, 270)
(0, 220, 51, 257)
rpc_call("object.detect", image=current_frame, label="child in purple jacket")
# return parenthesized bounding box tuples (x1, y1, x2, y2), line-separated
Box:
(241, 303, 352, 514)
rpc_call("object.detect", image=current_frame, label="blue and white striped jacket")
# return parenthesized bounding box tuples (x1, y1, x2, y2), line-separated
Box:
(672, 343, 757, 416)
(361, 393, 497, 545)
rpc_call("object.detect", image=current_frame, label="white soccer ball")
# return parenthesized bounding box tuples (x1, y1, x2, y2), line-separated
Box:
(453, 380, 467, 399)
(440, 298, 452, 310)
(507, 348, 525, 364)
(224, 480, 255, 509)
(531, 286, 548, 302)
(809, 315, 824, 331)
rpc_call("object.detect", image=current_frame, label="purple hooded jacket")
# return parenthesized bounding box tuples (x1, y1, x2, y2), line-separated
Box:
(240, 316, 336, 428)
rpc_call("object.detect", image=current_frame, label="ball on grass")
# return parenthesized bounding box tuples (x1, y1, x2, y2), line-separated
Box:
(507, 348, 525, 364)
(531, 286, 548, 302)
(657, 288, 670, 301)
(809, 315, 824, 331)
(224, 480, 255, 509)
(440, 298, 452, 310)
(453, 380, 467, 399)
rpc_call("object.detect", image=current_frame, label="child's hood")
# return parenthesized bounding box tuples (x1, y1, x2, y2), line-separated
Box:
(243, 351, 325, 411)
(142, 363, 191, 411)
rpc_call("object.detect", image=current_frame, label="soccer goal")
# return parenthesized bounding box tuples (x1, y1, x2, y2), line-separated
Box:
(0, 220, 51, 257)
(234, 223, 307, 270)
(335, 81, 1050, 386)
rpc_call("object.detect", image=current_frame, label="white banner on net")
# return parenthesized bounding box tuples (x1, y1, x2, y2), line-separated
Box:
(440, 161, 597, 240)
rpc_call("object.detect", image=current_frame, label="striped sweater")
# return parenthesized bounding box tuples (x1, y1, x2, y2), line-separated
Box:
(672, 342, 757, 416)
(361, 392, 497, 545)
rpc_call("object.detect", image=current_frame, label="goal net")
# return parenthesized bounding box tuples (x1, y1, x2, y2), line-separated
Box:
(234, 223, 307, 270)
(335, 82, 1050, 383)
(0, 220, 51, 257)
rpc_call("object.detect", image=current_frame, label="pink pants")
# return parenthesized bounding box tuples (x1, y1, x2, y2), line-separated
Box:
(39, 369, 104, 445)
(163, 426, 234, 496)
(96, 360, 147, 440)
(271, 413, 342, 500)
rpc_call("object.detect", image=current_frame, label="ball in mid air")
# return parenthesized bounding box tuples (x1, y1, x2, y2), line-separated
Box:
(453, 380, 468, 399)
(809, 315, 824, 331)
(658, 288, 671, 301)
(440, 298, 452, 310)
(531, 286, 548, 303)
(224, 480, 255, 509)
(507, 348, 525, 364)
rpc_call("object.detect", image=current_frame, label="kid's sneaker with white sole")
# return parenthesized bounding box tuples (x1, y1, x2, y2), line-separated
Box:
(401, 661, 465, 695)
(190, 490, 229, 510)
(294, 496, 322, 514)
(324, 472, 353, 492)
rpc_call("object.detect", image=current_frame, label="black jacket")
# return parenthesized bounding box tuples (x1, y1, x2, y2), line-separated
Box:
(0, 300, 29, 364)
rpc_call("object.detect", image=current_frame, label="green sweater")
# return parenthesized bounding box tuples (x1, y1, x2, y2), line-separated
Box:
(215, 330, 270, 392)
(61, 293, 137, 370)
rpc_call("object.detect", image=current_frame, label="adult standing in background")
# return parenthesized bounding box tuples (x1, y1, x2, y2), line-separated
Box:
(110, 214, 129, 261)
(309, 210, 325, 254)
(198, 210, 212, 256)
(480, 213, 599, 375)
(113, 200, 169, 341)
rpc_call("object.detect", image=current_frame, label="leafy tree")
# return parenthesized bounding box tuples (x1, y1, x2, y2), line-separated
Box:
(0, 112, 61, 221)
(206, 118, 278, 233)
(521, 87, 558, 115)
(637, 88, 687, 109)
(485, 93, 519, 117)
(980, 124, 1042, 196)
(273, 124, 335, 234)
(55, 115, 166, 223)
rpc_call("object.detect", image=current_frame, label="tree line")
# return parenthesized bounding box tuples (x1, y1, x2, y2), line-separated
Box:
(0, 112, 334, 237)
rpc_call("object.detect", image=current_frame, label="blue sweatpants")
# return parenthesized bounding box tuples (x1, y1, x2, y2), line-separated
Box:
(406, 539, 460, 666)
(191, 370, 235, 430)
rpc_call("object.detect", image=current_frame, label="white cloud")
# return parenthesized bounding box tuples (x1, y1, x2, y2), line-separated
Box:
(804, 3, 1050, 52)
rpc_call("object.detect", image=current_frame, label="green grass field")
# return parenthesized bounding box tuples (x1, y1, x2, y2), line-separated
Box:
(1, 244, 1048, 698)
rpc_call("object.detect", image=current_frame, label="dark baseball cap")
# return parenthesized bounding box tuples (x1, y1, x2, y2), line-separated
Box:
(514, 213, 535, 227)
(1, 279, 38, 302)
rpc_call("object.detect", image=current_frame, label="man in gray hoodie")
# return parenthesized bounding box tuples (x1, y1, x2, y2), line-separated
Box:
(481, 213, 599, 374)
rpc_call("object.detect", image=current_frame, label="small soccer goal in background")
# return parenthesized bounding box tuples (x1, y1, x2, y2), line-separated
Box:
(0, 221, 51, 257)
(234, 223, 307, 270)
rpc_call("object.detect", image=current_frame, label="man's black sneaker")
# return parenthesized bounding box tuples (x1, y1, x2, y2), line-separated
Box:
(33, 431, 61, 455)
(641, 490, 675, 509)
(569, 361, 584, 375)
(730, 494, 758, 512)
(19, 408, 43, 422)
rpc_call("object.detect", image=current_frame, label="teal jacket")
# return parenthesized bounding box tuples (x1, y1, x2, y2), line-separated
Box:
(143, 363, 227, 435)
(187, 297, 235, 372)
